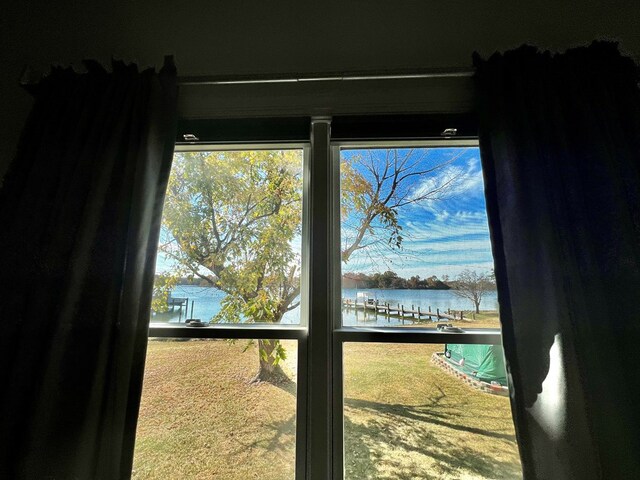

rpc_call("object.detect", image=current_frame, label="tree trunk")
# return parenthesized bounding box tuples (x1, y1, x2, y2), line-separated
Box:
(474, 300, 480, 314)
(252, 339, 289, 384)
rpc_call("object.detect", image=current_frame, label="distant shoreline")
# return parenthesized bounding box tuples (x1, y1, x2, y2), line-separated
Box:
(342, 286, 451, 291)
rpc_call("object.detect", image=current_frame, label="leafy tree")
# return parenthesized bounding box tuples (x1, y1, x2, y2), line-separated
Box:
(159, 150, 302, 382)
(151, 273, 178, 313)
(451, 270, 494, 313)
(158, 147, 467, 382)
(377, 270, 399, 288)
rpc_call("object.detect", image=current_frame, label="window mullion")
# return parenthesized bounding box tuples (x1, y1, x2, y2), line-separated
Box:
(306, 117, 333, 480)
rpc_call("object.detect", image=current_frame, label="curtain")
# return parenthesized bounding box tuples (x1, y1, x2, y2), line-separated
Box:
(0, 58, 177, 479)
(474, 42, 640, 479)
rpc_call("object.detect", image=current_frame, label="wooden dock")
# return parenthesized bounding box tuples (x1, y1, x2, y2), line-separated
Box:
(342, 299, 466, 322)
(167, 295, 189, 321)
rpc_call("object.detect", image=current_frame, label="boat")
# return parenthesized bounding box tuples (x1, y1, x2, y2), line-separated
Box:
(355, 291, 377, 306)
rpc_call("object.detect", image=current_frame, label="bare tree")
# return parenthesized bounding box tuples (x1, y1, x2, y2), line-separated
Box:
(451, 270, 494, 314)
(341, 149, 465, 265)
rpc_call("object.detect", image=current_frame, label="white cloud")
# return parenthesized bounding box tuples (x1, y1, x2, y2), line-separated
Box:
(344, 202, 494, 278)
(404, 210, 489, 242)
(340, 149, 494, 279)
(411, 156, 485, 212)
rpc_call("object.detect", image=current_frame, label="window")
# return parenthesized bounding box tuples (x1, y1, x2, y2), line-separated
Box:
(134, 118, 522, 479)
(338, 144, 499, 330)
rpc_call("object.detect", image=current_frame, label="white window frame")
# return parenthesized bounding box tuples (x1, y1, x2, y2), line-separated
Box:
(146, 120, 504, 480)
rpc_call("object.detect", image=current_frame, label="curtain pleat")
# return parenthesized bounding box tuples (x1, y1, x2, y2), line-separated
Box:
(0, 58, 177, 479)
(475, 42, 640, 479)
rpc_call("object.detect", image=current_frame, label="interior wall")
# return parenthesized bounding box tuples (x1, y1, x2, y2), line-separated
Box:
(2, 0, 639, 174)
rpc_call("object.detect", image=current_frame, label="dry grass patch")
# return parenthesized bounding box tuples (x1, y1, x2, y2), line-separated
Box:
(344, 343, 521, 480)
(133, 339, 297, 480)
(449, 310, 503, 329)
(134, 336, 521, 479)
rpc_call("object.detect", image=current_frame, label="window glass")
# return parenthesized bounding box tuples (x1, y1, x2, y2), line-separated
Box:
(340, 147, 500, 330)
(343, 342, 521, 479)
(151, 149, 304, 325)
(134, 339, 298, 479)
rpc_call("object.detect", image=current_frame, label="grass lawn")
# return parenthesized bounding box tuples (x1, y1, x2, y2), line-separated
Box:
(451, 310, 503, 329)
(344, 343, 521, 480)
(366, 310, 503, 330)
(134, 318, 521, 479)
(133, 339, 298, 480)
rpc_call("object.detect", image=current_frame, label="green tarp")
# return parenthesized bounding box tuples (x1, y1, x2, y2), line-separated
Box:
(444, 344, 508, 386)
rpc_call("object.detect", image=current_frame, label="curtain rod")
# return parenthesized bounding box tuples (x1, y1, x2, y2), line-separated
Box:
(178, 67, 474, 86)
(19, 65, 474, 87)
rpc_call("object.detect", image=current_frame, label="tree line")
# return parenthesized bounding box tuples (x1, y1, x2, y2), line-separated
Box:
(342, 271, 451, 290)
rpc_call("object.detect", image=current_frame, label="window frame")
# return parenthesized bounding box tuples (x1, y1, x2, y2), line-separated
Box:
(149, 141, 311, 479)
(146, 120, 506, 480)
(329, 138, 501, 479)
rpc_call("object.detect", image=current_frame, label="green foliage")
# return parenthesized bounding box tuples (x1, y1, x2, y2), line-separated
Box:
(151, 273, 179, 313)
(159, 150, 303, 368)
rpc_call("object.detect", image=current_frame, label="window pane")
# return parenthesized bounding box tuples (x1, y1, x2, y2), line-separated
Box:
(340, 146, 500, 330)
(152, 149, 304, 325)
(134, 338, 298, 479)
(343, 342, 521, 479)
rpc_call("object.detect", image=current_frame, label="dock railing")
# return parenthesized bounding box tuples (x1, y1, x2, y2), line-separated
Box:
(342, 298, 465, 322)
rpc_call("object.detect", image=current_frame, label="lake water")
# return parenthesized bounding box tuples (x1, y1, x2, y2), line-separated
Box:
(151, 285, 499, 327)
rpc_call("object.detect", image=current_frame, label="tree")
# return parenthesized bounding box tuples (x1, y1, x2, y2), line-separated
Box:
(425, 275, 448, 290)
(151, 272, 178, 313)
(451, 270, 494, 314)
(159, 150, 302, 382)
(407, 275, 421, 289)
(377, 270, 399, 288)
(159, 148, 465, 381)
(340, 149, 464, 265)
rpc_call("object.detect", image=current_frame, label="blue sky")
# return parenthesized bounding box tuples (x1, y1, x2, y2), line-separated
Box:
(340, 147, 495, 279)
(155, 147, 495, 280)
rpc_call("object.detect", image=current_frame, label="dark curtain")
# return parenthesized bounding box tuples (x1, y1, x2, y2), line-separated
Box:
(0, 58, 177, 479)
(475, 42, 640, 479)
